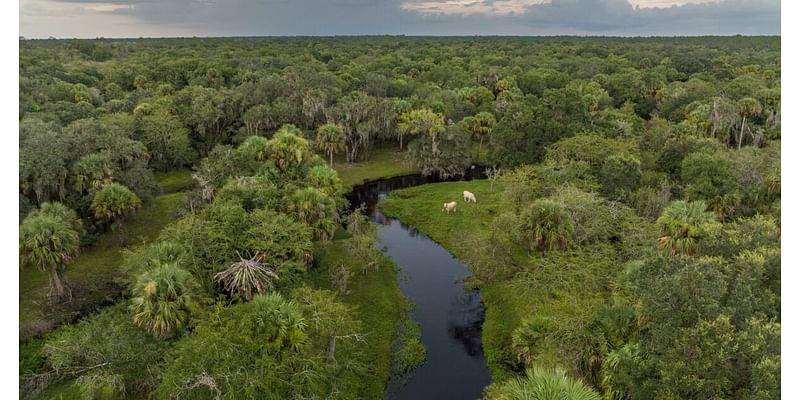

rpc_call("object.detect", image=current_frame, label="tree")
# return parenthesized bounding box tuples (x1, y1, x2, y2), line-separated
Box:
(398, 108, 445, 151)
(681, 150, 740, 219)
(71, 153, 113, 194)
(521, 199, 574, 255)
(215, 253, 280, 301)
(289, 187, 338, 241)
(656, 200, 717, 256)
(315, 123, 346, 167)
(736, 97, 763, 149)
(328, 92, 380, 163)
(291, 287, 363, 365)
(41, 305, 169, 399)
(266, 125, 313, 174)
(135, 113, 197, 171)
(19, 203, 81, 300)
(407, 124, 472, 178)
(599, 154, 642, 199)
(460, 111, 496, 159)
(129, 263, 196, 339)
(487, 367, 601, 400)
(91, 183, 141, 245)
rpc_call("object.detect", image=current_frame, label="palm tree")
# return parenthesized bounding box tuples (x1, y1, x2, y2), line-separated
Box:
(249, 293, 308, 353)
(266, 124, 312, 172)
(37, 202, 83, 234)
(289, 187, 338, 241)
(736, 97, 762, 149)
(656, 200, 717, 256)
(91, 183, 141, 245)
(20, 207, 80, 301)
(238, 135, 270, 161)
(71, 153, 113, 194)
(487, 367, 601, 400)
(215, 253, 280, 301)
(306, 164, 343, 197)
(129, 263, 195, 339)
(522, 199, 574, 255)
(315, 123, 345, 167)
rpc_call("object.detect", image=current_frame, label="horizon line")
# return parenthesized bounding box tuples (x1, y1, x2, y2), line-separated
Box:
(19, 33, 781, 40)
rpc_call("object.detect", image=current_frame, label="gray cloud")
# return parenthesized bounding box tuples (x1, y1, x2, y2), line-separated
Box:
(20, 0, 780, 38)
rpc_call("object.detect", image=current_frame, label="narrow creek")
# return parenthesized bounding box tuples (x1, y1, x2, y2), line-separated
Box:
(347, 173, 492, 400)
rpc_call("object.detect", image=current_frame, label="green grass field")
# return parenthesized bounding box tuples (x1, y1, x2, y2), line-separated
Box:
(153, 169, 195, 194)
(20, 191, 188, 340)
(379, 180, 621, 380)
(333, 147, 418, 189)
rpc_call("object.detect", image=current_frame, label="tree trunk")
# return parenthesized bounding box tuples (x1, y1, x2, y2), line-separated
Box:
(326, 336, 336, 365)
(738, 115, 746, 149)
(399, 134, 403, 150)
(117, 219, 128, 246)
(48, 263, 71, 301)
(329, 150, 334, 168)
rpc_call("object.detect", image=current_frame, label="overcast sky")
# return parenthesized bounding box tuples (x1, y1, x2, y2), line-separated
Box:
(19, 0, 780, 38)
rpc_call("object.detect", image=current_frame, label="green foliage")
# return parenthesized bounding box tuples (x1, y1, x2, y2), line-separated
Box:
(91, 183, 142, 243)
(315, 122, 346, 166)
(599, 155, 642, 198)
(392, 319, 427, 375)
(289, 187, 339, 241)
(398, 108, 445, 150)
(407, 123, 472, 178)
(156, 290, 363, 399)
(91, 183, 141, 222)
(266, 124, 313, 173)
(486, 367, 601, 400)
(656, 200, 718, 256)
(164, 201, 313, 292)
(39, 304, 169, 399)
(681, 150, 740, 218)
(130, 263, 197, 339)
(135, 113, 198, 170)
(521, 199, 574, 254)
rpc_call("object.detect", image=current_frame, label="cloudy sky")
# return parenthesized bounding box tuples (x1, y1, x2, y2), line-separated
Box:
(19, 0, 780, 38)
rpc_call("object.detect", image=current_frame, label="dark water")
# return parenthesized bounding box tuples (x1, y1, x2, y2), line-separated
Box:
(347, 172, 491, 400)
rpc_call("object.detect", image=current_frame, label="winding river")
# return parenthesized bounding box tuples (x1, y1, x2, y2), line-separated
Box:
(348, 173, 492, 400)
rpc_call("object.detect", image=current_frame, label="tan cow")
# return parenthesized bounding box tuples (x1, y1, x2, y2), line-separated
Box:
(442, 201, 458, 213)
(463, 190, 477, 203)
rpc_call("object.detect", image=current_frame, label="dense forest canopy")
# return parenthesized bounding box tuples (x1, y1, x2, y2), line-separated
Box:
(19, 36, 779, 399)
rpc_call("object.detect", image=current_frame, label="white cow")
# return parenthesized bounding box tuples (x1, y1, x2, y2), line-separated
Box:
(463, 190, 477, 203)
(442, 201, 458, 213)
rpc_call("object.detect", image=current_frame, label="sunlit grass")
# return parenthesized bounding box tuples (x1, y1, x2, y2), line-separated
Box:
(333, 147, 418, 190)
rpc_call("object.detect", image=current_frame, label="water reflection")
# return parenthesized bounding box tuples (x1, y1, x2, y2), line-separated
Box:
(447, 289, 485, 357)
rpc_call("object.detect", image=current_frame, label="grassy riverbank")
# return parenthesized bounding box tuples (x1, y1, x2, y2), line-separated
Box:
(310, 236, 408, 399)
(333, 147, 418, 190)
(380, 180, 624, 381)
(20, 172, 193, 340)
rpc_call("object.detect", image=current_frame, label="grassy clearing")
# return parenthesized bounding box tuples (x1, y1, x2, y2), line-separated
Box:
(380, 181, 621, 380)
(20, 192, 187, 340)
(333, 147, 418, 190)
(154, 169, 194, 194)
(310, 236, 407, 399)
